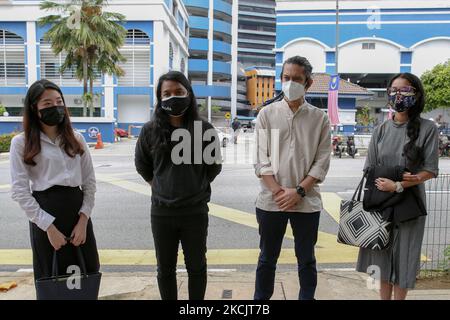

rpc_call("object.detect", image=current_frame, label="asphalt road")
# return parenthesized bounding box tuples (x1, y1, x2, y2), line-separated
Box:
(0, 135, 449, 272)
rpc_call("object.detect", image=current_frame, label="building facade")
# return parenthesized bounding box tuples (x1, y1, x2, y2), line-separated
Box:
(238, 0, 276, 69)
(184, 0, 242, 119)
(275, 0, 450, 127)
(0, 0, 190, 142)
(245, 66, 275, 109)
(237, 0, 276, 114)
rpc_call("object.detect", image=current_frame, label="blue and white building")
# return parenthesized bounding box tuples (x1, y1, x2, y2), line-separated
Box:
(0, 0, 190, 142)
(184, 0, 240, 119)
(275, 0, 450, 129)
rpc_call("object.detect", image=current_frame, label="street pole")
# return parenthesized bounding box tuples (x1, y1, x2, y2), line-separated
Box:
(335, 0, 339, 75)
(230, 0, 238, 121)
(335, 0, 340, 135)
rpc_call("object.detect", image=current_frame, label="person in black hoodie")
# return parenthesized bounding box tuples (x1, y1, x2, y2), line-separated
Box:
(135, 71, 222, 300)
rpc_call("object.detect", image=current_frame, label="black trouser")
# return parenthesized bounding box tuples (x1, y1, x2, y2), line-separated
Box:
(151, 213, 208, 300)
(30, 186, 100, 285)
(254, 208, 320, 300)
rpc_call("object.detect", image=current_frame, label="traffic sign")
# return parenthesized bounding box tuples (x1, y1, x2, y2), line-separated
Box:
(88, 127, 99, 139)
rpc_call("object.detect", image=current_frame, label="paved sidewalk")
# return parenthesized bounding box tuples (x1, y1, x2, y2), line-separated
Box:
(1, 270, 449, 300)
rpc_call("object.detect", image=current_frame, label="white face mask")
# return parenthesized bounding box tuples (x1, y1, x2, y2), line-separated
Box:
(282, 80, 306, 102)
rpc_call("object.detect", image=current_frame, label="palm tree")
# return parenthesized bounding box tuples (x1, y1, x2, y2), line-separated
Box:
(38, 0, 127, 117)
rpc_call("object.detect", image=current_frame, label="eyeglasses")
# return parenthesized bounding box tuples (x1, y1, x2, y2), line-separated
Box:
(387, 86, 416, 97)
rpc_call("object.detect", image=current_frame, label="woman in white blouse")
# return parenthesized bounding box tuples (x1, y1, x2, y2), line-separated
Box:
(9, 79, 100, 296)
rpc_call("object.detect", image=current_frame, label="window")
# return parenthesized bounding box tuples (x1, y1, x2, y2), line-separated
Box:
(169, 42, 174, 70)
(172, 0, 178, 17)
(0, 30, 26, 86)
(362, 42, 376, 50)
(180, 58, 186, 73)
(118, 29, 151, 87)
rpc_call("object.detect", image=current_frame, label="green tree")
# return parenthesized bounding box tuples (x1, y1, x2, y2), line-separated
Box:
(39, 0, 127, 117)
(421, 60, 450, 112)
(356, 105, 375, 127)
(211, 105, 222, 113)
(0, 104, 6, 116)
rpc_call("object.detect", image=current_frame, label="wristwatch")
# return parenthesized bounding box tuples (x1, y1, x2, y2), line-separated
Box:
(395, 181, 404, 193)
(296, 185, 306, 198)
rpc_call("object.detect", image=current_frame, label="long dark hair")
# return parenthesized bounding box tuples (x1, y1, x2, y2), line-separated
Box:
(148, 71, 201, 153)
(23, 79, 84, 166)
(388, 73, 425, 169)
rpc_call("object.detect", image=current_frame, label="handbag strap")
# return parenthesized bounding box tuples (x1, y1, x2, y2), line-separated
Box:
(352, 168, 368, 202)
(52, 244, 88, 278)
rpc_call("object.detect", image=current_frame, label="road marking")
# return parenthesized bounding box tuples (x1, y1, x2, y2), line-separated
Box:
(94, 175, 360, 263)
(321, 192, 343, 224)
(0, 249, 430, 266)
(102, 171, 138, 177)
(0, 184, 11, 190)
(96, 173, 151, 196)
(0, 248, 361, 265)
(178, 269, 237, 273)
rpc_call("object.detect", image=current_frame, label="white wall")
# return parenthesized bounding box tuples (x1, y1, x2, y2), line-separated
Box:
(153, 21, 170, 97)
(422, 108, 450, 124)
(284, 40, 326, 73)
(276, 0, 450, 11)
(117, 95, 150, 123)
(0, 95, 22, 108)
(339, 40, 400, 74)
(411, 39, 450, 76)
(339, 109, 357, 125)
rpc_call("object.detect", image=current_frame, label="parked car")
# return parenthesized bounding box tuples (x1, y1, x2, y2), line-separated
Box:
(114, 127, 129, 138)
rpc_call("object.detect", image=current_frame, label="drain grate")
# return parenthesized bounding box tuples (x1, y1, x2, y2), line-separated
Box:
(222, 289, 233, 299)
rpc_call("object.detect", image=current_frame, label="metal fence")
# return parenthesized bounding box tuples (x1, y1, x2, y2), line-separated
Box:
(420, 174, 450, 277)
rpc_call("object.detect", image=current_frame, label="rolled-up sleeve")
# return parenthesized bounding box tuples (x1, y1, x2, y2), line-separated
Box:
(307, 116, 331, 182)
(254, 110, 274, 178)
(420, 124, 439, 177)
(364, 125, 380, 171)
(78, 134, 96, 217)
(10, 136, 55, 231)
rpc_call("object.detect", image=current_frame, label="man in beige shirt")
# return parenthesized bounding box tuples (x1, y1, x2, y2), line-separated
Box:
(253, 56, 331, 300)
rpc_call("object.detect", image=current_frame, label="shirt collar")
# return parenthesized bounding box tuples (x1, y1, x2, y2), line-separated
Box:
(40, 131, 61, 145)
(280, 98, 308, 116)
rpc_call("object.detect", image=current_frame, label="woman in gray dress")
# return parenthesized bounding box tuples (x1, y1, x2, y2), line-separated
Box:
(356, 73, 439, 300)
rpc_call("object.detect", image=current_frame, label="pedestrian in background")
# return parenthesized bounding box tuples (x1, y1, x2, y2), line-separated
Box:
(231, 117, 241, 144)
(135, 71, 222, 300)
(9, 79, 100, 298)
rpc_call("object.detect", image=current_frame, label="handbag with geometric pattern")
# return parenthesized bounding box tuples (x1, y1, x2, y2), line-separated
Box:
(337, 170, 392, 250)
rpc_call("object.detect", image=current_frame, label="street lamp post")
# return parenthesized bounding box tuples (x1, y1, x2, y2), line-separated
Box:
(335, 0, 339, 75)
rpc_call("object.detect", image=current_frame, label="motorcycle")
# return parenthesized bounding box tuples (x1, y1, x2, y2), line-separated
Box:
(346, 137, 358, 158)
(439, 135, 450, 157)
(332, 137, 344, 158)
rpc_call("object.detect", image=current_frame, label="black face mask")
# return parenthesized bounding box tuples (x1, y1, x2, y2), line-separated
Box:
(39, 106, 66, 126)
(161, 96, 190, 116)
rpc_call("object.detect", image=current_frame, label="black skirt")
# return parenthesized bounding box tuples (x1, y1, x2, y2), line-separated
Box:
(30, 185, 100, 281)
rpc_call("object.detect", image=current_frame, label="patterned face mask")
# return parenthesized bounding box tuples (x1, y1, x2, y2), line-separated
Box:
(387, 86, 417, 112)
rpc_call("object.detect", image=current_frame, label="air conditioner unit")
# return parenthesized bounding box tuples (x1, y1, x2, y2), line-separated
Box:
(74, 98, 83, 105)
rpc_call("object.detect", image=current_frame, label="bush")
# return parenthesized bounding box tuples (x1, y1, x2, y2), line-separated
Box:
(0, 133, 16, 153)
(0, 104, 7, 116)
